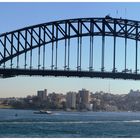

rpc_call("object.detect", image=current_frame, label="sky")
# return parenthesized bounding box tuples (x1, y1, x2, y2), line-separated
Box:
(1, 2, 140, 97)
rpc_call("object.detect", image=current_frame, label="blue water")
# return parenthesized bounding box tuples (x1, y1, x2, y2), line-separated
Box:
(1, 109, 140, 137)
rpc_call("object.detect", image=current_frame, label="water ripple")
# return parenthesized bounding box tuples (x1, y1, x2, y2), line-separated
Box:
(0, 120, 140, 124)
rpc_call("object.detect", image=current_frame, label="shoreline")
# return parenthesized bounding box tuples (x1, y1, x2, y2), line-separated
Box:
(0, 108, 139, 113)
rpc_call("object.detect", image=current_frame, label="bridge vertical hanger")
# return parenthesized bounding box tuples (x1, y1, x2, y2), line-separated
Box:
(125, 20, 127, 72)
(102, 19, 105, 72)
(91, 24, 94, 71)
(17, 32, 20, 69)
(55, 25, 58, 70)
(67, 23, 70, 70)
(64, 22, 67, 70)
(80, 21, 82, 71)
(4, 35, 6, 69)
(30, 29, 33, 70)
(51, 24, 54, 70)
(11, 33, 13, 69)
(77, 21, 80, 71)
(43, 25, 46, 70)
(38, 27, 41, 70)
(89, 19, 94, 71)
(77, 20, 82, 71)
(135, 23, 138, 74)
(113, 19, 116, 73)
(89, 21, 92, 71)
(25, 30, 27, 69)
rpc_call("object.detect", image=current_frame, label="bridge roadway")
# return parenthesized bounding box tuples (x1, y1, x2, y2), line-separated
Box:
(0, 68, 140, 80)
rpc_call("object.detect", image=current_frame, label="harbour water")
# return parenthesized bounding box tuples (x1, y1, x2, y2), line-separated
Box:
(0, 109, 140, 137)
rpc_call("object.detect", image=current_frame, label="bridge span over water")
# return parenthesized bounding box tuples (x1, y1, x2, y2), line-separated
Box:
(1, 17, 140, 79)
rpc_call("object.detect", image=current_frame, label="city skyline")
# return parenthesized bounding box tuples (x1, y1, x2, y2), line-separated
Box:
(1, 2, 140, 97)
(0, 86, 139, 98)
(1, 87, 140, 112)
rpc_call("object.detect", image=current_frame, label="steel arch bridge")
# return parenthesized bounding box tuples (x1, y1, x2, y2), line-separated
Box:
(1, 16, 140, 79)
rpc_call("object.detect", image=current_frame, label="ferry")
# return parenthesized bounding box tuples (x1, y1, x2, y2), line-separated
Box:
(34, 110, 52, 114)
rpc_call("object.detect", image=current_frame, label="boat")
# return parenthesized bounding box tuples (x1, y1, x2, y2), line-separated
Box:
(34, 110, 52, 114)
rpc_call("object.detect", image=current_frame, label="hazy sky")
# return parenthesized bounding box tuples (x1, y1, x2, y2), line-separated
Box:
(1, 2, 140, 97)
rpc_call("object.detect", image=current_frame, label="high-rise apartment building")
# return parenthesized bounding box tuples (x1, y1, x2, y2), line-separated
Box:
(37, 89, 47, 101)
(66, 92, 76, 109)
(77, 89, 90, 109)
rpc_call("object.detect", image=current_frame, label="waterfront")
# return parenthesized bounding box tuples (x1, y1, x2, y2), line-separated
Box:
(1, 109, 140, 137)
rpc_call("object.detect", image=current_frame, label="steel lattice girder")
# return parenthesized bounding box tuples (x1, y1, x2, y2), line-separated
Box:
(0, 17, 140, 65)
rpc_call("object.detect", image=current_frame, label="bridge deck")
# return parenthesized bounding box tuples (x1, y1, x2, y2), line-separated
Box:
(0, 68, 140, 80)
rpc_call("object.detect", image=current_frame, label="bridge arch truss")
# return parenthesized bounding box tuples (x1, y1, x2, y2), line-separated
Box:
(1, 17, 140, 79)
